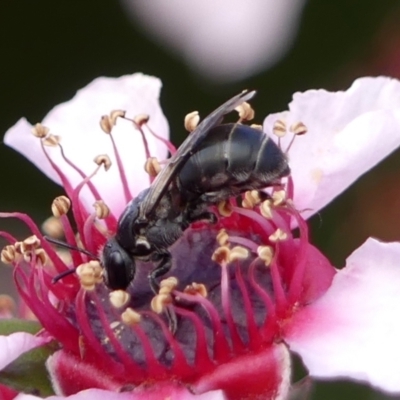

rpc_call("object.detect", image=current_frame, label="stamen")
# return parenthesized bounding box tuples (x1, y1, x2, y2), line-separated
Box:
(228, 236, 258, 252)
(272, 190, 286, 206)
(144, 123, 177, 155)
(121, 307, 141, 325)
(269, 229, 288, 243)
(235, 102, 255, 121)
(260, 200, 273, 219)
(31, 123, 50, 138)
(110, 110, 126, 125)
(94, 155, 112, 171)
(42, 134, 61, 147)
(184, 111, 200, 132)
(51, 196, 71, 217)
(234, 267, 261, 349)
(229, 246, 249, 263)
(219, 261, 245, 353)
(272, 119, 287, 137)
(216, 229, 229, 246)
(173, 305, 214, 370)
(133, 114, 149, 126)
(144, 157, 161, 178)
(93, 200, 110, 219)
(211, 246, 230, 264)
(151, 293, 173, 314)
(172, 289, 231, 363)
(243, 190, 262, 209)
(42, 216, 64, 239)
(257, 246, 274, 266)
(100, 115, 113, 134)
(290, 121, 307, 136)
(1, 244, 20, 264)
(250, 124, 263, 131)
(218, 200, 233, 217)
(183, 282, 207, 298)
(109, 290, 131, 308)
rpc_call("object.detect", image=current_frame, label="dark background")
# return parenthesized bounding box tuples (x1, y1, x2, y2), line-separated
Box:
(1, 1, 400, 399)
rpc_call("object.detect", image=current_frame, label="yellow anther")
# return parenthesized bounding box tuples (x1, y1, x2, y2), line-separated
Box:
(250, 124, 263, 131)
(269, 228, 288, 243)
(133, 113, 150, 127)
(184, 111, 200, 132)
(243, 190, 262, 209)
(229, 246, 249, 262)
(218, 200, 233, 217)
(260, 200, 273, 219)
(110, 110, 126, 125)
(34, 248, 49, 266)
(144, 157, 161, 177)
(121, 307, 141, 325)
(42, 216, 64, 239)
(100, 115, 113, 134)
(151, 293, 172, 314)
(43, 134, 61, 147)
(216, 229, 229, 246)
(22, 235, 41, 252)
(272, 190, 286, 206)
(184, 282, 207, 298)
(235, 101, 255, 121)
(31, 123, 50, 138)
(273, 119, 287, 137)
(93, 200, 110, 219)
(257, 245, 274, 266)
(290, 121, 307, 136)
(109, 290, 131, 308)
(94, 154, 112, 171)
(159, 277, 178, 296)
(51, 196, 71, 217)
(88, 260, 103, 283)
(212, 246, 230, 264)
(1, 245, 18, 264)
(76, 263, 97, 291)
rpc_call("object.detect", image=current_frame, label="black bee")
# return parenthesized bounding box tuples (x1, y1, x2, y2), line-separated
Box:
(101, 90, 290, 293)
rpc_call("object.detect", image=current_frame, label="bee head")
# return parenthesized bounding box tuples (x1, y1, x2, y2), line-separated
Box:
(102, 237, 135, 290)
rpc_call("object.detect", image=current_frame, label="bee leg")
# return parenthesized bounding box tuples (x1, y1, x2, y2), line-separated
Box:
(149, 253, 178, 333)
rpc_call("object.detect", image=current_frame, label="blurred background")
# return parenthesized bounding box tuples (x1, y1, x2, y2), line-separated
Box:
(1, 0, 400, 398)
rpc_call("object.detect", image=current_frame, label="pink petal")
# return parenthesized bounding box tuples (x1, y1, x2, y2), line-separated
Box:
(14, 387, 226, 400)
(121, 0, 305, 82)
(284, 238, 400, 393)
(0, 332, 50, 370)
(264, 77, 400, 219)
(4, 73, 169, 216)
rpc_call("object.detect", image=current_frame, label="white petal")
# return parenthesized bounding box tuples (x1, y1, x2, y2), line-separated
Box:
(4, 73, 169, 216)
(284, 238, 400, 393)
(121, 0, 306, 82)
(264, 77, 400, 219)
(0, 332, 50, 370)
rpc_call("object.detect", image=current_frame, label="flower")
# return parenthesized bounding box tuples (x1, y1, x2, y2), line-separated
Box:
(120, 0, 306, 83)
(3, 74, 400, 399)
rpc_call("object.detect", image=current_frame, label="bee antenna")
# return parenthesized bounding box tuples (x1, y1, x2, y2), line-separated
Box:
(43, 236, 98, 259)
(44, 236, 100, 284)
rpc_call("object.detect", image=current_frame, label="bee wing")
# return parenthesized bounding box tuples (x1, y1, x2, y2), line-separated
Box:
(138, 89, 257, 221)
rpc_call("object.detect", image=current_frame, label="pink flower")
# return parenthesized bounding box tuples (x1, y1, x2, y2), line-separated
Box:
(120, 0, 306, 83)
(2, 74, 400, 399)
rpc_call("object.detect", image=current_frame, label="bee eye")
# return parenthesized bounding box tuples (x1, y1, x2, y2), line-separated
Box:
(103, 239, 135, 290)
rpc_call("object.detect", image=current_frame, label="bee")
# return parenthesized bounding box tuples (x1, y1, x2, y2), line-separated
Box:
(101, 90, 290, 293)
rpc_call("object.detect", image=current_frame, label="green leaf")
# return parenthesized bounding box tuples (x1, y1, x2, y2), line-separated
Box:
(0, 319, 41, 335)
(0, 333, 58, 396)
